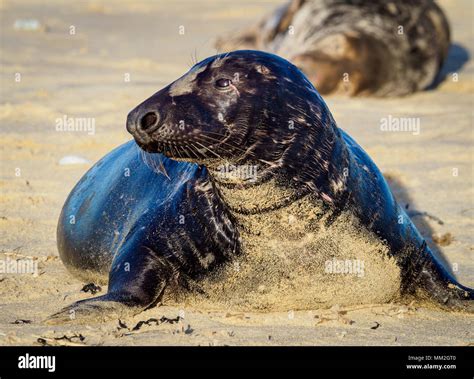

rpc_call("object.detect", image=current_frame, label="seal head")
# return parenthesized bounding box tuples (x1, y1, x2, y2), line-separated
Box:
(127, 50, 348, 205)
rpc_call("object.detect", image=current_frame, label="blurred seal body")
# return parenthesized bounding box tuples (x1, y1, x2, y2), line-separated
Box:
(217, 0, 450, 96)
(51, 50, 471, 323)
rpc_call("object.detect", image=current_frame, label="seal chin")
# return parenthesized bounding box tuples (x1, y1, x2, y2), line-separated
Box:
(134, 139, 160, 154)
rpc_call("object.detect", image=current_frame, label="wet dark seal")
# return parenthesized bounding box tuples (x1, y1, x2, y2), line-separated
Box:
(48, 50, 472, 323)
(216, 0, 450, 96)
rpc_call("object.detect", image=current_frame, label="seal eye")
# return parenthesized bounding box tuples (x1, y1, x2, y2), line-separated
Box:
(215, 78, 231, 89)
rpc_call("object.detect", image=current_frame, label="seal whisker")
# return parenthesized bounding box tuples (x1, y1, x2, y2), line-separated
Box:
(186, 55, 194, 69)
(139, 149, 171, 180)
(168, 143, 179, 159)
(187, 143, 203, 160)
(198, 133, 258, 159)
(173, 142, 185, 160)
(197, 131, 249, 153)
(194, 140, 223, 159)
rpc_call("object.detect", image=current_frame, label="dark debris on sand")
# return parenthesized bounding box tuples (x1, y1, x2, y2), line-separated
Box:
(81, 283, 102, 295)
(37, 333, 85, 346)
(117, 316, 183, 332)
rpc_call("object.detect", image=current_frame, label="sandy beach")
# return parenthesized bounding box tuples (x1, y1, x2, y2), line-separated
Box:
(0, 0, 472, 346)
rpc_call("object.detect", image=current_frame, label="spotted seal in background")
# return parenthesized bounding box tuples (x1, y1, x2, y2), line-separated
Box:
(216, 0, 450, 96)
(48, 50, 471, 323)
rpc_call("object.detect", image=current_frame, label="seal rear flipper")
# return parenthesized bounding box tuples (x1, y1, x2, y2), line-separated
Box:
(45, 246, 175, 324)
(215, 0, 304, 52)
(404, 242, 474, 312)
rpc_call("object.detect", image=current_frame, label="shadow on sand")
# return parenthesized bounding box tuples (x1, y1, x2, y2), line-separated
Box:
(428, 42, 470, 90)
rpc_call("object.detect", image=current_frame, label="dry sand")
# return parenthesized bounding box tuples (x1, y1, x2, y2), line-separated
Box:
(0, 0, 472, 345)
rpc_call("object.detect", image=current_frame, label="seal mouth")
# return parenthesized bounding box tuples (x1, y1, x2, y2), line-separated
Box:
(135, 129, 234, 164)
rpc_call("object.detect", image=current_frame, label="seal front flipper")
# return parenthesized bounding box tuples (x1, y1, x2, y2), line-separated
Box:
(44, 294, 136, 325)
(45, 245, 175, 324)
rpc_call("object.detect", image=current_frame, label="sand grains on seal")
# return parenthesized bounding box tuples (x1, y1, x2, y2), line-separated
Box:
(173, 195, 401, 311)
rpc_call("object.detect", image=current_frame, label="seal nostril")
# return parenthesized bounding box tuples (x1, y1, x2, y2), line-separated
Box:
(140, 112, 159, 132)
